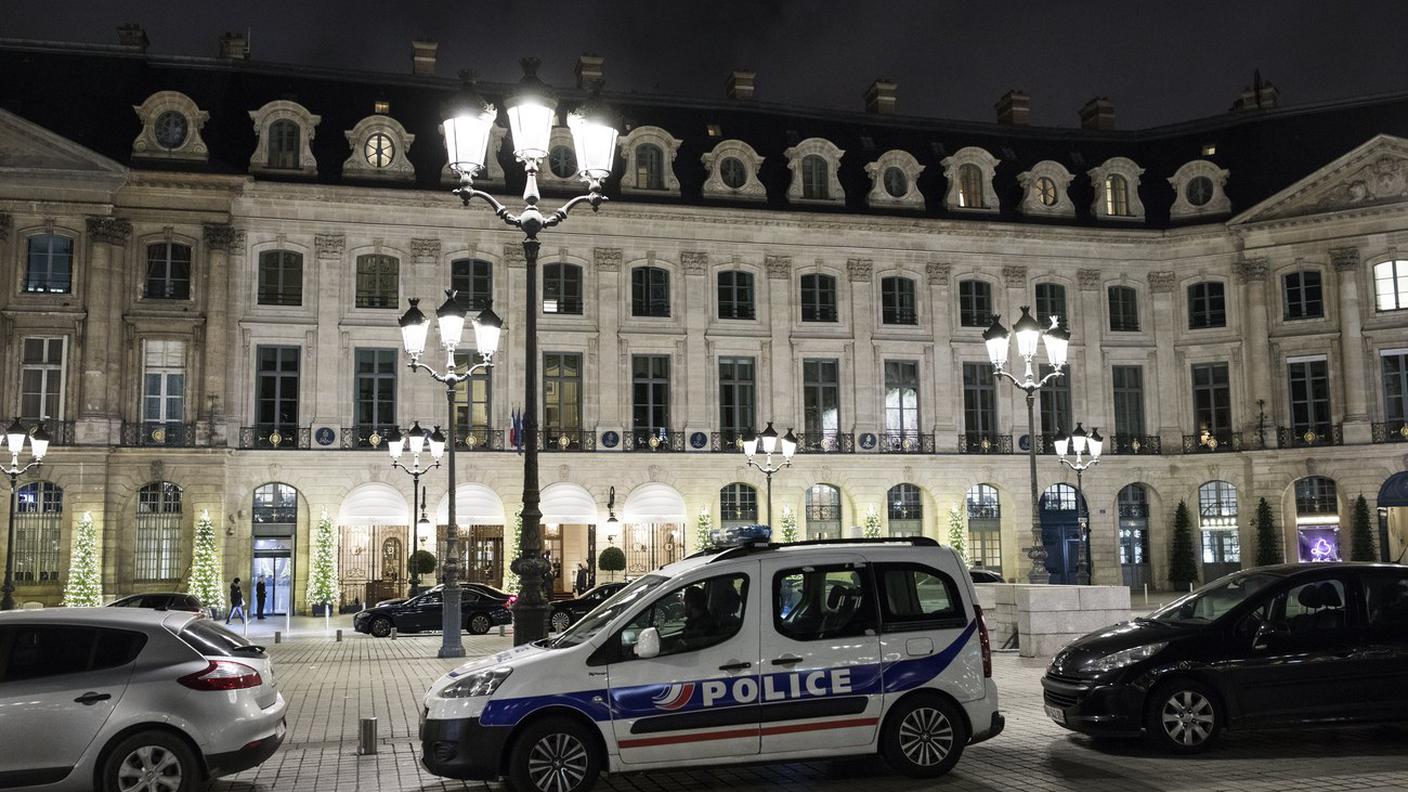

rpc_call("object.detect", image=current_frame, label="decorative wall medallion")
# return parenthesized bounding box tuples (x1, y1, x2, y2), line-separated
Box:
(690, 431, 708, 449)
(601, 431, 619, 449)
(1018, 434, 1031, 451)
(314, 427, 335, 446)
(859, 432, 877, 450)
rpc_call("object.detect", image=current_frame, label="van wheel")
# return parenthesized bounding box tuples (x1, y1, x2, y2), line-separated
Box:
(1146, 680, 1221, 753)
(468, 613, 492, 635)
(880, 695, 967, 778)
(101, 730, 199, 792)
(370, 617, 393, 638)
(508, 717, 601, 792)
(550, 611, 572, 632)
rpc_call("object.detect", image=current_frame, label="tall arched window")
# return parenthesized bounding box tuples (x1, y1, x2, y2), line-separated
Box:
(1105, 174, 1130, 216)
(1198, 480, 1240, 579)
(887, 484, 922, 536)
(451, 258, 493, 312)
(25, 234, 74, 294)
(800, 273, 838, 322)
(958, 163, 984, 208)
(1295, 476, 1338, 516)
(635, 143, 665, 190)
(257, 250, 303, 306)
(720, 483, 758, 528)
(268, 119, 300, 170)
(1294, 476, 1341, 563)
(14, 481, 62, 583)
(880, 276, 917, 325)
(543, 263, 583, 315)
(135, 481, 183, 581)
(1374, 260, 1408, 312)
(631, 266, 671, 317)
(145, 242, 192, 300)
(805, 484, 842, 540)
(966, 484, 1001, 573)
(801, 155, 829, 200)
(253, 482, 298, 525)
(1118, 484, 1150, 587)
(354, 254, 399, 309)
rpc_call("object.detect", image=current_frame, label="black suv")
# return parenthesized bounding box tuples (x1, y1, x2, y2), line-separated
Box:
(1042, 563, 1408, 752)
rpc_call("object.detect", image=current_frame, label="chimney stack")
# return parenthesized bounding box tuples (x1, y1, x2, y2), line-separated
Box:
(411, 40, 438, 76)
(218, 32, 249, 60)
(1231, 71, 1279, 111)
(864, 79, 898, 114)
(1079, 97, 1115, 130)
(726, 70, 756, 101)
(995, 89, 1030, 125)
(575, 54, 605, 89)
(116, 23, 149, 53)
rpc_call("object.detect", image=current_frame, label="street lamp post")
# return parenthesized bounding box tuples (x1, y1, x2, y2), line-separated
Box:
(741, 422, 797, 528)
(984, 306, 1071, 584)
(387, 421, 446, 595)
(439, 61, 619, 646)
(1, 418, 50, 611)
(399, 295, 502, 659)
(1053, 424, 1103, 586)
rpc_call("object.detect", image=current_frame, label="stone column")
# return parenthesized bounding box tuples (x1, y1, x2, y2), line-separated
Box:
(1332, 247, 1372, 444)
(0, 214, 9, 405)
(1147, 271, 1182, 449)
(1076, 269, 1109, 432)
(594, 248, 623, 436)
(847, 259, 877, 440)
(1236, 257, 1272, 447)
(311, 233, 343, 432)
(201, 225, 235, 446)
(764, 256, 795, 428)
(79, 217, 131, 445)
(927, 263, 958, 450)
(681, 252, 710, 435)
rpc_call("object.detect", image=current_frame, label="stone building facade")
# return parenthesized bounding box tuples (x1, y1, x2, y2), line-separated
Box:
(1, 34, 1406, 611)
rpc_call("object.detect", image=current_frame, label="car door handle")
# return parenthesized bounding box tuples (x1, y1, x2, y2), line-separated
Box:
(74, 692, 111, 705)
(771, 655, 804, 667)
(718, 661, 752, 671)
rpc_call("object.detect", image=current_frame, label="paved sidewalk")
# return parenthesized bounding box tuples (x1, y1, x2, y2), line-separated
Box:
(214, 632, 1408, 792)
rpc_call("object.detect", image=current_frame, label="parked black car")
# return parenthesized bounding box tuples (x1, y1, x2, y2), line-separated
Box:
(354, 587, 513, 637)
(373, 582, 516, 609)
(1041, 562, 1408, 752)
(107, 591, 206, 615)
(547, 582, 627, 632)
(970, 568, 1004, 584)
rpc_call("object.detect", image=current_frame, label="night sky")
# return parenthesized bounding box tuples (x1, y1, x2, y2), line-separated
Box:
(8, 1, 1408, 128)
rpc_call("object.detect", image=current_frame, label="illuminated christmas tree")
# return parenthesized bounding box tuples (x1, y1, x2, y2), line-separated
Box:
(779, 505, 798, 543)
(187, 509, 224, 616)
(863, 505, 882, 538)
(947, 503, 968, 564)
(306, 508, 339, 615)
(503, 505, 523, 594)
(696, 505, 714, 550)
(62, 511, 102, 607)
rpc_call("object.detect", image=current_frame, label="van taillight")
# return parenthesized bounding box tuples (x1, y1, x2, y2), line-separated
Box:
(178, 660, 263, 691)
(974, 604, 993, 679)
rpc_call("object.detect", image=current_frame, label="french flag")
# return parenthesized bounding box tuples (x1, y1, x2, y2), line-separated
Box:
(510, 408, 524, 454)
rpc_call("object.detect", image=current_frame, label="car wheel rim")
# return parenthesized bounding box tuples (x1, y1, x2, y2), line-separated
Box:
(526, 731, 589, 792)
(117, 745, 182, 792)
(897, 706, 953, 767)
(373, 620, 389, 636)
(473, 616, 489, 631)
(1161, 690, 1215, 746)
(552, 613, 570, 632)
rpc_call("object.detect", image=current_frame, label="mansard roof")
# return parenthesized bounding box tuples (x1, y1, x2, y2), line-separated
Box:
(3, 38, 1407, 229)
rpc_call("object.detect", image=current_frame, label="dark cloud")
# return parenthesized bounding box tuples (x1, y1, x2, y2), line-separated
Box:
(8, 0, 1407, 127)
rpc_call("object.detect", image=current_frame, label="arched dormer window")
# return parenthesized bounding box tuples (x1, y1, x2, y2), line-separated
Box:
(617, 126, 682, 195)
(864, 149, 924, 210)
(249, 100, 320, 176)
(131, 91, 209, 162)
(343, 114, 416, 181)
(784, 138, 845, 206)
(1088, 157, 1146, 221)
(1168, 159, 1231, 220)
(702, 139, 766, 202)
(1017, 160, 1075, 218)
(941, 147, 1000, 213)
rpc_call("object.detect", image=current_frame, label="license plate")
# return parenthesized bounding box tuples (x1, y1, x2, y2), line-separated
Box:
(1044, 705, 1066, 724)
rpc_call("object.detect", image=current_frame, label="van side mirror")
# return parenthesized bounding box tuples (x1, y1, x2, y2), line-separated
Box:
(636, 627, 661, 659)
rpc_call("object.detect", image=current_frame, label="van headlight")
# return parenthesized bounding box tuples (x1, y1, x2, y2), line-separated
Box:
(439, 667, 512, 699)
(1083, 643, 1167, 675)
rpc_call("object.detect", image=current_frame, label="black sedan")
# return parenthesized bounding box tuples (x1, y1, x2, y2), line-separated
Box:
(548, 582, 627, 632)
(108, 591, 207, 615)
(1041, 562, 1408, 752)
(373, 582, 516, 609)
(354, 587, 512, 637)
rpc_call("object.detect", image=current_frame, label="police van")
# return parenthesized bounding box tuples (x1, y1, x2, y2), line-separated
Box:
(420, 534, 1003, 792)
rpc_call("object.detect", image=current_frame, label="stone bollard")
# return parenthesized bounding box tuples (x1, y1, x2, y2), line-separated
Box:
(357, 717, 378, 755)
(390, 627, 397, 640)
(274, 631, 282, 644)
(335, 629, 343, 642)
(498, 625, 506, 637)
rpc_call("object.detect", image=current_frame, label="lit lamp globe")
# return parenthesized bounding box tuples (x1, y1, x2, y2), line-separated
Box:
(780, 428, 798, 460)
(428, 426, 447, 461)
(386, 425, 405, 460)
(441, 77, 497, 179)
(5, 417, 27, 454)
(1043, 322, 1071, 369)
(1070, 423, 1089, 456)
(505, 58, 556, 162)
(471, 304, 504, 358)
(28, 421, 49, 460)
(399, 298, 430, 359)
(983, 315, 1010, 367)
(435, 290, 468, 351)
(406, 421, 427, 457)
(567, 94, 619, 184)
(741, 428, 759, 459)
(759, 422, 779, 455)
(1011, 306, 1043, 361)
(1053, 428, 1070, 458)
(1087, 427, 1104, 459)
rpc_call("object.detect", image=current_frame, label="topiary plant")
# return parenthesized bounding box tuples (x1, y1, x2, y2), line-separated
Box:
(1350, 494, 1376, 562)
(598, 546, 627, 582)
(1167, 500, 1199, 589)
(408, 549, 437, 577)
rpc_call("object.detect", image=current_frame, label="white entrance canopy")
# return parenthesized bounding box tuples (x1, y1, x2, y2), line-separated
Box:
(435, 483, 507, 524)
(540, 482, 601, 524)
(337, 482, 409, 526)
(623, 482, 687, 523)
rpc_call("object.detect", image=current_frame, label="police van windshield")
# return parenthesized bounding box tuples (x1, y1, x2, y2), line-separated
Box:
(551, 574, 670, 648)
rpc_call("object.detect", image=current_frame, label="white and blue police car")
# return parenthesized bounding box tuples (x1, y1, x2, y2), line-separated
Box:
(420, 532, 1003, 792)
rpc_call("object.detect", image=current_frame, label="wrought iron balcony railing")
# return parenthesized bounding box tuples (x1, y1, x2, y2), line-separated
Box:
(22, 419, 75, 447)
(795, 431, 854, 454)
(623, 430, 685, 452)
(957, 433, 1013, 454)
(1372, 421, 1408, 444)
(711, 430, 749, 453)
(454, 428, 504, 451)
(341, 426, 394, 450)
(1278, 424, 1343, 449)
(121, 422, 196, 448)
(1182, 431, 1241, 453)
(877, 432, 935, 454)
(239, 425, 310, 450)
(1109, 433, 1162, 455)
(539, 429, 595, 452)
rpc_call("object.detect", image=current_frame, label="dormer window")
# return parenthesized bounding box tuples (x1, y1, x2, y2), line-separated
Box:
(864, 149, 924, 210)
(342, 115, 416, 181)
(249, 100, 320, 176)
(1087, 157, 1146, 221)
(548, 145, 577, 178)
(132, 91, 209, 162)
(721, 158, 746, 188)
(783, 138, 845, 206)
(940, 147, 1000, 213)
(1105, 174, 1131, 216)
(958, 165, 984, 208)
(1017, 161, 1075, 218)
(617, 126, 682, 195)
(1167, 159, 1231, 220)
(1036, 177, 1057, 205)
(702, 139, 766, 202)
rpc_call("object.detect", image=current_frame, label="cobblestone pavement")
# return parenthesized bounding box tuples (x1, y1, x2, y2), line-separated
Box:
(215, 631, 1408, 792)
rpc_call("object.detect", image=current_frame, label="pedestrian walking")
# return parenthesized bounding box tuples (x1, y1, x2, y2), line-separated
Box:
(256, 575, 268, 620)
(226, 577, 246, 624)
(574, 562, 588, 596)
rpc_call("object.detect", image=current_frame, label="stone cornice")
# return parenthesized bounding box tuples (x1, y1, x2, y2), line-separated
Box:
(86, 216, 132, 245)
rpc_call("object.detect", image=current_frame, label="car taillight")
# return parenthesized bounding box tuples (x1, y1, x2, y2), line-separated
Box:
(974, 604, 993, 679)
(178, 660, 263, 691)
(507, 595, 518, 607)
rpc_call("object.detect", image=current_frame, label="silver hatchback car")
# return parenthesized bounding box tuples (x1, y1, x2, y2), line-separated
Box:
(0, 608, 287, 792)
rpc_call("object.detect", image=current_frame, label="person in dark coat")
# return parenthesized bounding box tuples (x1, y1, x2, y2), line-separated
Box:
(574, 562, 588, 596)
(226, 578, 246, 624)
(256, 576, 268, 620)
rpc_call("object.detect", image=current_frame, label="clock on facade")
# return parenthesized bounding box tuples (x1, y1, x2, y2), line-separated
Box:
(154, 110, 188, 149)
(1186, 175, 1214, 207)
(364, 132, 395, 168)
(720, 157, 746, 189)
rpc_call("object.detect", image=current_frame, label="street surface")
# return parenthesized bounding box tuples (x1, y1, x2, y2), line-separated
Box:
(216, 620, 1408, 792)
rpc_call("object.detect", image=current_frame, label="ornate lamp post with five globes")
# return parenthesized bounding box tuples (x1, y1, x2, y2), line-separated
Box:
(741, 422, 797, 529)
(1054, 423, 1103, 586)
(387, 421, 446, 595)
(1, 418, 51, 611)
